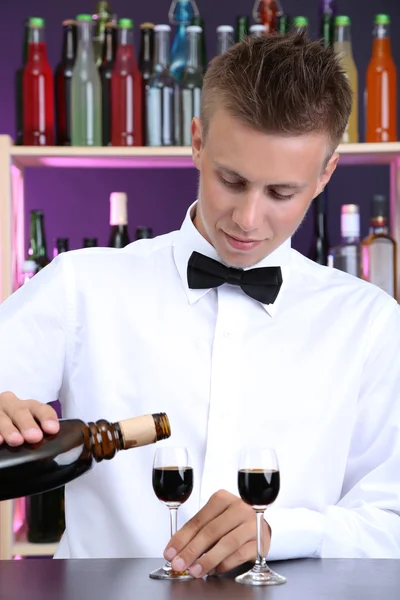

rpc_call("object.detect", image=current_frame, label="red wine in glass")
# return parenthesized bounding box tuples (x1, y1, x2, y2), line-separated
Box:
(238, 469, 280, 508)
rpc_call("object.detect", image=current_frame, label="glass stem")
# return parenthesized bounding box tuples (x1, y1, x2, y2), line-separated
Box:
(255, 510, 268, 569)
(166, 506, 178, 568)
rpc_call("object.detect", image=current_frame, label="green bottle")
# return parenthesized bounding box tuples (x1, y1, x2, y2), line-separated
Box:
(29, 210, 50, 271)
(292, 16, 309, 33)
(93, 1, 112, 67)
(236, 16, 249, 42)
(277, 14, 290, 34)
(71, 14, 102, 146)
(191, 15, 207, 72)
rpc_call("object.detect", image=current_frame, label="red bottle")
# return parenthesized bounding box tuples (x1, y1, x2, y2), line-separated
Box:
(253, 0, 279, 34)
(22, 17, 54, 145)
(111, 18, 143, 146)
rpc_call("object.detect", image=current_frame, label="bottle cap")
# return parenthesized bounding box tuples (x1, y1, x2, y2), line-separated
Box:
(293, 16, 308, 27)
(335, 15, 351, 26)
(186, 25, 202, 33)
(62, 19, 76, 27)
(154, 24, 171, 32)
(76, 14, 93, 22)
(217, 25, 234, 33)
(29, 17, 45, 27)
(372, 194, 388, 219)
(140, 22, 154, 29)
(110, 192, 128, 226)
(341, 205, 360, 237)
(250, 24, 266, 32)
(21, 260, 37, 274)
(119, 18, 134, 29)
(375, 14, 390, 25)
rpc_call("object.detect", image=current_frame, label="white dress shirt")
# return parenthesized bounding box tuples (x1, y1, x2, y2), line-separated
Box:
(0, 203, 399, 560)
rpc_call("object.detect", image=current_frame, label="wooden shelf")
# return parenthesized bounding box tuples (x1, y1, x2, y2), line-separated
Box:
(10, 145, 194, 169)
(8, 141, 400, 169)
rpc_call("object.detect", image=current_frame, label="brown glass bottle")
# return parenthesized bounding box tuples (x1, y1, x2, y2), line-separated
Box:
(0, 413, 171, 501)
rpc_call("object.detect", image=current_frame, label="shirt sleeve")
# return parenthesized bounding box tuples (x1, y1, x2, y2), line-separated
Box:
(266, 298, 400, 560)
(0, 255, 70, 404)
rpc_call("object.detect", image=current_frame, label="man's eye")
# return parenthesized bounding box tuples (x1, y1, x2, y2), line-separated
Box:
(219, 176, 246, 190)
(270, 190, 294, 201)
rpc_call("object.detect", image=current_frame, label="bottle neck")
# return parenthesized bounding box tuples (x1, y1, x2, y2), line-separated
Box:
(102, 26, 116, 63)
(85, 420, 124, 462)
(372, 26, 392, 56)
(139, 29, 154, 67)
(119, 27, 134, 47)
(28, 26, 45, 45)
(29, 213, 47, 258)
(334, 24, 352, 45)
(62, 25, 77, 62)
(320, 15, 333, 47)
(154, 30, 170, 69)
(77, 21, 94, 51)
(186, 31, 201, 68)
(370, 217, 389, 235)
(218, 31, 232, 55)
(110, 195, 128, 226)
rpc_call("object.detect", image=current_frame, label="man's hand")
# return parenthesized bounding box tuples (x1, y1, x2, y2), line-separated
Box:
(0, 391, 59, 446)
(163, 489, 271, 578)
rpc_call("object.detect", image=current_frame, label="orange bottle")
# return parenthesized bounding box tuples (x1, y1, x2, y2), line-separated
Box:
(365, 14, 397, 143)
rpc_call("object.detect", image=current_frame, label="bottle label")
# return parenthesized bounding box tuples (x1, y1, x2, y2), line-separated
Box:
(364, 238, 395, 296)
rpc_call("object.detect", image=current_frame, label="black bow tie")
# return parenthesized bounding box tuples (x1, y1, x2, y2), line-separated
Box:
(187, 251, 283, 304)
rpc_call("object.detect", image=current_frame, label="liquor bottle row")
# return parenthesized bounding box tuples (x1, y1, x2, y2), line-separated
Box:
(309, 193, 397, 298)
(16, 0, 398, 148)
(21, 192, 151, 282)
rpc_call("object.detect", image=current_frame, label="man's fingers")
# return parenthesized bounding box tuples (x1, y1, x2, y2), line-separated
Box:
(30, 402, 60, 435)
(164, 490, 236, 560)
(213, 540, 257, 576)
(188, 522, 255, 578)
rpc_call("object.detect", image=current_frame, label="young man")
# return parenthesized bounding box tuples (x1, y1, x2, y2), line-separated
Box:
(0, 33, 399, 572)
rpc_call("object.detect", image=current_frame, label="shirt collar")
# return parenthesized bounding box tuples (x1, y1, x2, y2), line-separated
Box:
(173, 201, 292, 317)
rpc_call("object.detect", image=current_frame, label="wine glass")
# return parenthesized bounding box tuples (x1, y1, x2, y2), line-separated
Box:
(149, 446, 194, 580)
(235, 447, 287, 586)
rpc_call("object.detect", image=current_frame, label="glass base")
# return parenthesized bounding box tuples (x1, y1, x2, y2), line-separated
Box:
(235, 564, 287, 586)
(149, 562, 193, 580)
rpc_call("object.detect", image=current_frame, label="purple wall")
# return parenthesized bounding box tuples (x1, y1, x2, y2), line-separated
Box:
(1, 0, 399, 254)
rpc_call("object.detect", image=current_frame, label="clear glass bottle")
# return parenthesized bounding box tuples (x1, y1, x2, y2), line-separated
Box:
(361, 194, 397, 297)
(71, 14, 102, 146)
(249, 24, 267, 37)
(146, 24, 176, 147)
(180, 25, 203, 147)
(217, 25, 234, 55)
(169, 0, 199, 83)
(334, 16, 359, 143)
(328, 205, 361, 277)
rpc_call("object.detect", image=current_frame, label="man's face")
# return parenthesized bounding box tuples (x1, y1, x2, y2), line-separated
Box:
(191, 109, 339, 269)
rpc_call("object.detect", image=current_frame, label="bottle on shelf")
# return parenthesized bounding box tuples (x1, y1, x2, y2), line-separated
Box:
(83, 238, 98, 248)
(181, 25, 203, 147)
(276, 14, 290, 34)
(136, 226, 153, 239)
(15, 19, 29, 146)
(0, 413, 171, 501)
(365, 14, 397, 143)
(361, 194, 397, 297)
(109, 192, 130, 248)
(71, 14, 102, 146)
(92, 1, 113, 67)
(139, 23, 155, 146)
(253, 0, 281, 34)
(319, 0, 337, 47)
(55, 20, 77, 146)
(217, 26, 234, 55)
(99, 21, 117, 146)
(334, 16, 358, 144)
(249, 24, 267, 37)
(328, 205, 361, 277)
(28, 210, 50, 271)
(235, 16, 249, 42)
(192, 16, 207, 73)
(19, 260, 37, 286)
(111, 18, 142, 147)
(146, 25, 176, 147)
(308, 192, 330, 266)
(54, 237, 69, 257)
(22, 17, 54, 146)
(26, 487, 65, 544)
(292, 16, 308, 34)
(169, 0, 199, 83)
